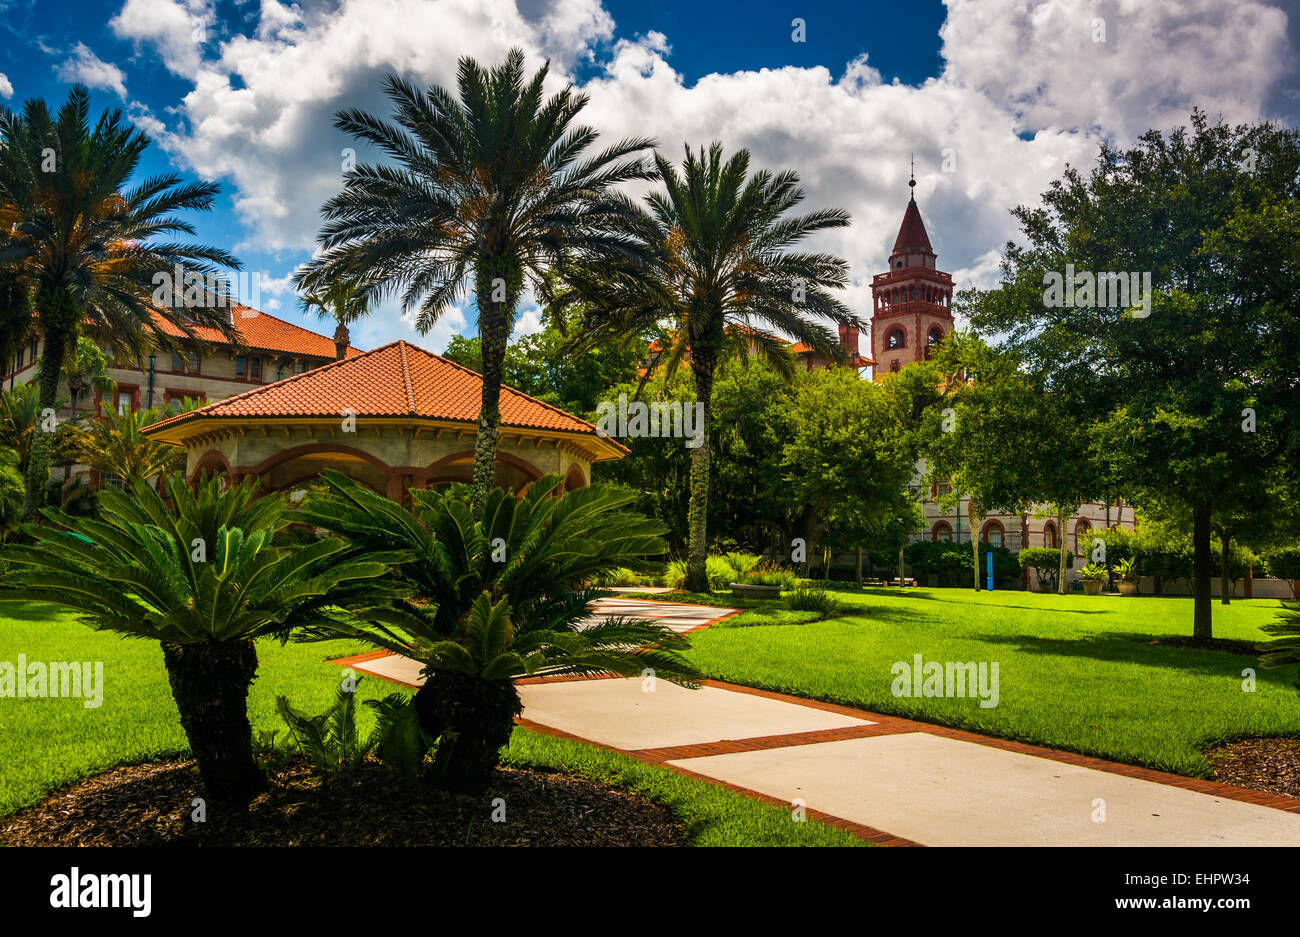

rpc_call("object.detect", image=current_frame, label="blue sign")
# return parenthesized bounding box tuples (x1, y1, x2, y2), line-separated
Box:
(986, 550, 994, 591)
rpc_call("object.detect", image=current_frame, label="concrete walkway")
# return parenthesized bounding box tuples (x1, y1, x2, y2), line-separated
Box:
(335, 596, 1300, 847)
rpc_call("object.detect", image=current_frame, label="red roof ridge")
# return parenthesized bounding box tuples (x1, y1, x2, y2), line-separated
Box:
(397, 340, 416, 415)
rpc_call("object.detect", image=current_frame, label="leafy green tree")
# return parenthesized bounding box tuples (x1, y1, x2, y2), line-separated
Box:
(555, 143, 856, 591)
(968, 111, 1300, 637)
(63, 336, 113, 417)
(0, 474, 399, 800)
(294, 50, 656, 514)
(294, 472, 700, 792)
(0, 86, 240, 521)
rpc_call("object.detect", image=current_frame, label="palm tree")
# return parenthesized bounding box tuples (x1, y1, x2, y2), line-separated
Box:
(0, 473, 404, 801)
(294, 471, 700, 792)
(300, 276, 368, 360)
(0, 85, 240, 521)
(0, 382, 75, 478)
(554, 144, 857, 592)
(73, 400, 185, 488)
(294, 49, 657, 514)
(63, 336, 113, 417)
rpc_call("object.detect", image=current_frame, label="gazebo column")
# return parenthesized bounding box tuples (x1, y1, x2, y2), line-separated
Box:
(385, 471, 409, 505)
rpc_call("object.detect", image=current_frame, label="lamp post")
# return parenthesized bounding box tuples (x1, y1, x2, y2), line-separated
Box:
(147, 355, 156, 409)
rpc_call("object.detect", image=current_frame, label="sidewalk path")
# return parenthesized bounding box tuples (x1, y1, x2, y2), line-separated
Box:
(334, 596, 1300, 847)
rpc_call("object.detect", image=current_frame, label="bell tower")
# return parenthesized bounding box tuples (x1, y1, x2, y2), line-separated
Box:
(870, 170, 954, 378)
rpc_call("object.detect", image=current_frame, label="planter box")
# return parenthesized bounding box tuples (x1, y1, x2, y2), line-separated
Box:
(730, 582, 782, 600)
(1081, 580, 1104, 595)
(1117, 580, 1138, 596)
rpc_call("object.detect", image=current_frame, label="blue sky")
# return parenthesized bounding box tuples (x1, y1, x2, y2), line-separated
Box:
(1, 0, 1296, 352)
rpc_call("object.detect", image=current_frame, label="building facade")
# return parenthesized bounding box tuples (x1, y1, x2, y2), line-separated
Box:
(868, 187, 1136, 582)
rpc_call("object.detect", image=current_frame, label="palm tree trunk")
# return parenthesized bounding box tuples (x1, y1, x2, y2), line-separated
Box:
(855, 544, 863, 587)
(969, 499, 981, 591)
(333, 322, 350, 361)
(414, 670, 521, 793)
(471, 286, 512, 517)
(1192, 500, 1213, 639)
(21, 325, 68, 523)
(160, 640, 265, 802)
(685, 349, 716, 593)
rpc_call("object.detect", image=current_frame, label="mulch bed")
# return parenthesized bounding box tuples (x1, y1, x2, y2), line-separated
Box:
(1204, 738, 1300, 798)
(0, 759, 687, 847)
(1141, 636, 1261, 655)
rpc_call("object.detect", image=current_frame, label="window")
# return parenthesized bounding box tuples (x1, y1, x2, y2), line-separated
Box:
(1043, 522, 1058, 548)
(932, 522, 953, 542)
(886, 329, 906, 350)
(250, 356, 262, 379)
(235, 355, 247, 377)
(172, 350, 199, 373)
(890, 360, 900, 372)
(928, 327, 944, 346)
(116, 391, 132, 415)
(981, 521, 1004, 548)
(1074, 520, 1092, 556)
(293, 360, 304, 375)
(15, 347, 24, 369)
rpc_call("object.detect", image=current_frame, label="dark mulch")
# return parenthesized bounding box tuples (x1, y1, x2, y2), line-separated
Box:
(0, 759, 687, 847)
(1141, 635, 1261, 655)
(1204, 737, 1300, 798)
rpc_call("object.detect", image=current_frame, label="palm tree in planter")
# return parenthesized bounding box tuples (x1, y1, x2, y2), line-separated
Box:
(0, 473, 404, 801)
(294, 471, 701, 792)
(293, 49, 657, 515)
(0, 85, 241, 521)
(551, 143, 858, 592)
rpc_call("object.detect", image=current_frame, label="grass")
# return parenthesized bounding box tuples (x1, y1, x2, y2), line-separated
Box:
(0, 602, 860, 846)
(680, 585, 1300, 778)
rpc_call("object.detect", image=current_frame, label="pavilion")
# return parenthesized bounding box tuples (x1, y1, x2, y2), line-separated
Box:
(141, 340, 626, 500)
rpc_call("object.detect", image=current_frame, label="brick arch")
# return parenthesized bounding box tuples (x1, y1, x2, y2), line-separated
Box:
(188, 449, 233, 484)
(563, 464, 587, 490)
(268, 470, 383, 496)
(414, 449, 544, 487)
(243, 443, 393, 478)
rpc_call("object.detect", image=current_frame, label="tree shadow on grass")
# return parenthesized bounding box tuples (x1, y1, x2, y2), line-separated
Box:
(967, 630, 1276, 679)
(0, 601, 72, 623)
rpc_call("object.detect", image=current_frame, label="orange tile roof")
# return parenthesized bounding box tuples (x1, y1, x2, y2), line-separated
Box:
(152, 304, 360, 359)
(143, 340, 614, 443)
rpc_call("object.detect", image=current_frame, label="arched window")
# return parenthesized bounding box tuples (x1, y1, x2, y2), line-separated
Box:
(932, 522, 953, 542)
(1042, 521, 1058, 548)
(928, 327, 944, 347)
(981, 520, 1004, 548)
(1074, 519, 1092, 556)
(886, 329, 906, 350)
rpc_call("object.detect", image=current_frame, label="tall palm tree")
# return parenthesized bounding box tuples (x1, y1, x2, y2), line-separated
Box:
(0, 85, 240, 521)
(294, 49, 657, 514)
(299, 276, 368, 360)
(0, 473, 404, 801)
(554, 144, 858, 592)
(294, 471, 700, 792)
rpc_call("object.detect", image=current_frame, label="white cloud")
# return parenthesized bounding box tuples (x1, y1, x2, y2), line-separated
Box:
(0, 73, 12, 99)
(123, 0, 1295, 350)
(57, 43, 128, 98)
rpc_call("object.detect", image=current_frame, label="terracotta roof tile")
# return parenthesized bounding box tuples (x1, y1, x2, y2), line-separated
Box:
(152, 304, 360, 359)
(143, 340, 606, 439)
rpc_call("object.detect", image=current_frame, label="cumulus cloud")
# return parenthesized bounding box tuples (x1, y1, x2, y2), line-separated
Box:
(115, 0, 1296, 350)
(57, 43, 129, 98)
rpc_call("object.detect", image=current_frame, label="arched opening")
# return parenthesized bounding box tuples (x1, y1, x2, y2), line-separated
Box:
(932, 521, 952, 542)
(420, 449, 544, 496)
(886, 329, 906, 350)
(563, 464, 587, 491)
(1043, 521, 1058, 548)
(981, 520, 1005, 548)
(246, 444, 392, 497)
(1074, 519, 1092, 556)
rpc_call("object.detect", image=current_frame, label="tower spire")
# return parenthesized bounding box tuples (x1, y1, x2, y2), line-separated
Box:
(908, 154, 916, 202)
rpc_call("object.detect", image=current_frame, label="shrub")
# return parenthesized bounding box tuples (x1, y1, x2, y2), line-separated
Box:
(277, 682, 377, 785)
(366, 693, 433, 778)
(1078, 563, 1108, 581)
(1018, 547, 1074, 592)
(783, 582, 843, 619)
(745, 568, 798, 590)
(664, 555, 734, 591)
(905, 540, 1019, 587)
(1115, 557, 1138, 582)
(723, 551, 762, 581)
(1263, 547, 1300, 598)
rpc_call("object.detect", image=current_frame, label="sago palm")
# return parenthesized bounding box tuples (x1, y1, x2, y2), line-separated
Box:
(0, 85, 240, 521)
(293, 49, 656, 514)
(294, 471, 700, 792)
(0, 473, 405, 801)
(73, 399, 185, 487)
(554, 143, 857, 591)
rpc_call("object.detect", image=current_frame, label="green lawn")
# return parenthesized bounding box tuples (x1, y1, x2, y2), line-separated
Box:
(681, 586, 1300, 777)
(0, 602, 860, 846)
